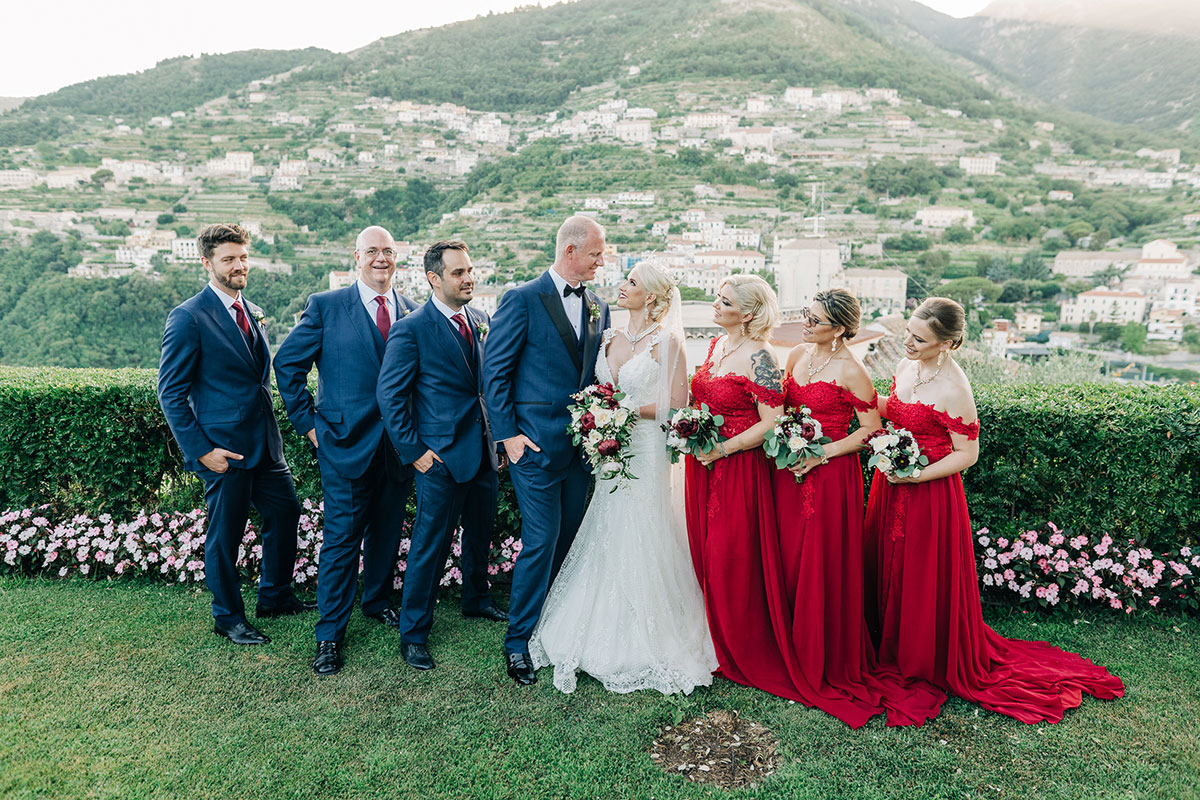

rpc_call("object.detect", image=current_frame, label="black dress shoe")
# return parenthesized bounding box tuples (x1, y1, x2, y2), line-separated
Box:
(506, 652, 537, 686)
(402, 643, 435, 670)
(364, 607, 402, 628)
(313, 641, 342, 676)
(464, 605, 508, 623)
(214, 619, 270, 645)
(255, 596, 317, 617)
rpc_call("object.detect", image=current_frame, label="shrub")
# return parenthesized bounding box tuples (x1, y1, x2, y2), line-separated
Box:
(2, 369, 1198, 555)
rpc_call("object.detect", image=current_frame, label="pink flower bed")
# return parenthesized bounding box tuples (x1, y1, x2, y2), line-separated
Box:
(0, 500, 520, 590)
(976, 522, 1199, 614)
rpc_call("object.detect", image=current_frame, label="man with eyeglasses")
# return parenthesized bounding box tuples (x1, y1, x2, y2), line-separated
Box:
(274, 225, 419, 675)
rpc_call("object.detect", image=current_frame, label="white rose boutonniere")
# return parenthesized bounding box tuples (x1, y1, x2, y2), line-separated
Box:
(588, 301, 600, 322)
(476, 322, 489, 341)
(250, 308, 266, 330)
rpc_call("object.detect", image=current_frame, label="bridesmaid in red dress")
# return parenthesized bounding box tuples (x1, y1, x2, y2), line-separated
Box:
(865, 297, 1124, 726)
(685, 275, 803, 699)
(771, 289, 890, 727)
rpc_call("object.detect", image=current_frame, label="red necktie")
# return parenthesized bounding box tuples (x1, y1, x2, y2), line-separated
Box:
(231, 300, 251, 337)
(451, 312, 473, 346)
(374, 296, 391, 340)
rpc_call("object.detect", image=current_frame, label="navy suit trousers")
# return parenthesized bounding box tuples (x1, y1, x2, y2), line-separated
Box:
(399, 455, 499, 645)
(199, 462, 301, 623)
(503, 453, 591, 654)
(315, 442, 413, 643)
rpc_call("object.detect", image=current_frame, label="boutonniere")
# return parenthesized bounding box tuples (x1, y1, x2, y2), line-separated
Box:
(250, 308, 266, 330)
(476, 322, 489, 341)
(588, 301, 600, 322)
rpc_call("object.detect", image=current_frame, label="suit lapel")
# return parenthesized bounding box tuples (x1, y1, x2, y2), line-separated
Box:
(580, 289, 601, 387)
(538, 275, 584, 374)
(343, 285, 383, 368)
(427, 303, 475, 379)
(465, 306, 485, 383)
(201, 287, 257, 372)
(243, 298, 272, 380)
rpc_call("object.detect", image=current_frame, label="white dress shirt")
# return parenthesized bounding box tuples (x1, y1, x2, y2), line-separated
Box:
(356, 279, 396, 326)
(429, 292, 468, 322)
(208, 282, 254, 347)
(547, 268, 583, 337)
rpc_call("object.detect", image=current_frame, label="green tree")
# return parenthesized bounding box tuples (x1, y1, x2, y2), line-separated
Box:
(939, 277, 1002, 308)
(1121, 322, 1147, 354)
(1014, 249, 1049, 281)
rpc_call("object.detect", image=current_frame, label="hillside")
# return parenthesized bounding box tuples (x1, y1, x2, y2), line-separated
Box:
(23, 48, 331, 118)
(839, 0, 1200, 135)
(979, 0, 1200, 40)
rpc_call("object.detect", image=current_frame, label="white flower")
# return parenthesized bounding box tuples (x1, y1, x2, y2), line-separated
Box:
(787, 436, 804, 451)
(876, 456, 893, 473)
(614, 409, 629, 427)
(911, 468, 922, 478)
(587, 431, 602, 445)
(594, 408, 613, 427)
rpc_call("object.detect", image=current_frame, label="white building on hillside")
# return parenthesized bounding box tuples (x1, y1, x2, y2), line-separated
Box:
(1052, 250, 1140, 279)
(916, 207, 974, 229)
(776, 238, 843, 311)
(1060, 288, 1147, 325)
(959, 154, 999, 176)
(839, 268, 908, 314)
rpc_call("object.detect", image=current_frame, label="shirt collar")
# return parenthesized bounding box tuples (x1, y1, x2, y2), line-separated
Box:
(356, 279, 391, 306)
(429, 292, 467, 320)
(208, 281, 242, 309)
(548, 267, 582, 295)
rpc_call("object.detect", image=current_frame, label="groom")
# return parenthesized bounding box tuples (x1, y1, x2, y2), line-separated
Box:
(482, 215, 610, 685)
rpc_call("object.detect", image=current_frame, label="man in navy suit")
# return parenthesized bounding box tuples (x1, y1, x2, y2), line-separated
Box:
(377, 240, 506, 671)
(274, 226, 419, 675)
(158, 223, 312, 645)
(482, 215, 610, 685)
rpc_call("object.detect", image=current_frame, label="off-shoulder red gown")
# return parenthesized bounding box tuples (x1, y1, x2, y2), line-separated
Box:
(864, 381, 1125, 725)
(685, 339, 804, 698)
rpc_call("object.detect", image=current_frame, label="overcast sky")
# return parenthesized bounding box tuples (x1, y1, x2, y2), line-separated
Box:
(3, 0, 992, 98)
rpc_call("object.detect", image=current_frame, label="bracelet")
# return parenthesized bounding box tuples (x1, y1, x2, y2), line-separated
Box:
(717, 442, 728, 457)
(820, 455, 830, 466)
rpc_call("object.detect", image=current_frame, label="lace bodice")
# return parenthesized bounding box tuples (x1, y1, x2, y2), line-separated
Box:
(597, 329, 661, 408)
(783, 376, 877, 441)
(883, 378, 980, 463)
(690, 338, 784, 438)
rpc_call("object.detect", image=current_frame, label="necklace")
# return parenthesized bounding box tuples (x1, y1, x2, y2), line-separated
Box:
(622, 323, 660, 345)
(711, 334, 748, 373)
(807, 341, 839, 379)
(913, 359, 943, 389)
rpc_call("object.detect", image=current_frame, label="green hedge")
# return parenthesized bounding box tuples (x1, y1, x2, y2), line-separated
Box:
(1, 368, 1196, 550)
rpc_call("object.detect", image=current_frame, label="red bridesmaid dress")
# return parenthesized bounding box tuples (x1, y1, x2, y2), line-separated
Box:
(864, 380, 1125, 725)
(685, 339, 803, 699)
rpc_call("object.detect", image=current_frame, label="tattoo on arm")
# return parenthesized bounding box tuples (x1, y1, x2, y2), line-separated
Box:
(750, 349, 782, 392)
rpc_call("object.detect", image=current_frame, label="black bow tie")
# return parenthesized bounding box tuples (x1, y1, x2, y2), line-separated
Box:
(562, 284, 586, 298)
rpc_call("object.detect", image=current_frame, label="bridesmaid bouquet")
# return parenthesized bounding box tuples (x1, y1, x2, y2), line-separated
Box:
(763, 406, 833, 483)
(662, 404, 724, 467)
(568, 382, 639, 486)
(865, 423, 928, 479)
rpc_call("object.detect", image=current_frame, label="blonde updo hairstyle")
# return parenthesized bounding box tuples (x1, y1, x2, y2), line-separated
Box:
(633, 259, 676, 322)
(813, 288, 861, 340)
(913, 296, 966, 350)
(719, 273, 780, 340)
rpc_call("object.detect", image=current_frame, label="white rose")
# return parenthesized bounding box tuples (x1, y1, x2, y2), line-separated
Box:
(809, 420, 824, 440)
(614, 409, 629, 427)
(787, 436, 804, 451)
(594, 408, 612, 427)
(587, 431, 602, 445)
(876, 456, 892, 473)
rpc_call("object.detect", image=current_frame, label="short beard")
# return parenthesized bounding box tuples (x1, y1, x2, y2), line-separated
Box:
(214, 272, 246, 291)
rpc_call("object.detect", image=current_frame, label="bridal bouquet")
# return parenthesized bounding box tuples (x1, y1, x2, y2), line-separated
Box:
(763, 406, 833, 484)
(865, 422, 928, 479)
(662, 404, 724, 468)
(567, 382, 639, 486)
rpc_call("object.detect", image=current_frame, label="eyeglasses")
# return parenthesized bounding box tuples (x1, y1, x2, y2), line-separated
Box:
(361, 248, 397, 259)
(801, 308, 836, 326)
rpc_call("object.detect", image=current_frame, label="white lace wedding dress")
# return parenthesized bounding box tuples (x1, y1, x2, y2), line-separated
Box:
(529, 330, 718, 695)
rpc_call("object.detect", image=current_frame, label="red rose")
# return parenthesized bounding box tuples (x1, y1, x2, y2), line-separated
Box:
(597, 438, 620, 456)
(800, 422, 817, 441)
(580, 411, 596, 432)
(674, 419, 699, 438)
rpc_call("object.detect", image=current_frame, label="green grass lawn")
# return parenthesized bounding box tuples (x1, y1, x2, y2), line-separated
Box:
(1, 577, 1196, 800)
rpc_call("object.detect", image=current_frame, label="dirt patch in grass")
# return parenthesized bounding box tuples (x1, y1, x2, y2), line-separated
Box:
(650, 709, 781, 789)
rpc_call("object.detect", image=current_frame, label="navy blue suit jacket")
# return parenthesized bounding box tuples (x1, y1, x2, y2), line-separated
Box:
(157, 285, 283, 472)
(273, 284, 418, 481)
(377, 299, 497, 484)
(482, 270, 610, 473)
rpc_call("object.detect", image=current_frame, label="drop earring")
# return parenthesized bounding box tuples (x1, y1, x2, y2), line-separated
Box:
(937, 350, 946, 367)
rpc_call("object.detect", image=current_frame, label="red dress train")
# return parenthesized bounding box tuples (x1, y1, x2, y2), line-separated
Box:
(864, 382, 1125, 725)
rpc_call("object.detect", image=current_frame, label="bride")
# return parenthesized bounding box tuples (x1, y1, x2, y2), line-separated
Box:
(530, 260, 718, 694)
